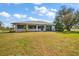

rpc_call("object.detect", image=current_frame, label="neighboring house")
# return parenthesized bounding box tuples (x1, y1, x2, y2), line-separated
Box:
(71, 23, 79, 31)
(12, 21, 55, 32)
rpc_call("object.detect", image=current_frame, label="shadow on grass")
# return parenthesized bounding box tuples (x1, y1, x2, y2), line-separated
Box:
(0, 31, 12, 34)
(0, 31, 43, 34)
(59, 31, 79, 34)
(0, 31, 28, 34)
(0, 31, 79, 34)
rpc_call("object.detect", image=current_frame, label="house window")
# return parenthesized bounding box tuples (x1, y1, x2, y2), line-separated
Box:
(17, 25, 26, 29)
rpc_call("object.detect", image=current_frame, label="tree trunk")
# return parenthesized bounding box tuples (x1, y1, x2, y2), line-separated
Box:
(66, 26, 71, 31)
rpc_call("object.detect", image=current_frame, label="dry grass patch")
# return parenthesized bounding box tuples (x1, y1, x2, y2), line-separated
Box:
(0, 32, 79, 56)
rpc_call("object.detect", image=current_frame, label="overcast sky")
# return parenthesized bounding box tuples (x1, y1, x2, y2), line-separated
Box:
(0, 3, 79, 27)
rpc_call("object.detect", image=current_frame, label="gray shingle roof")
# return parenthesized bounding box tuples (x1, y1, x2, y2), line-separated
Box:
(12, 21, 53, 25)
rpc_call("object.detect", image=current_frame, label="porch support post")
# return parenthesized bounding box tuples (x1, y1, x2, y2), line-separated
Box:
(36, 25, 38, 31)
(52, 25, 55, 31)
(12, 24, 16, 31)
(43, 25, 46, 31)
(15, 24, 17, 32)
(26, 25, 28, 31)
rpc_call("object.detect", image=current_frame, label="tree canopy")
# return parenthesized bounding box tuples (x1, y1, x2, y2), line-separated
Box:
(54, 6, 79, 31)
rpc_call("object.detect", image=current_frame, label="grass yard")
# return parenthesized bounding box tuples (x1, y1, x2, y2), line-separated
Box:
(0, 32, 79, 56)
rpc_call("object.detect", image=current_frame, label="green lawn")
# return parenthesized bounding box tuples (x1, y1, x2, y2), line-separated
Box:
(0, 32, 79, 56)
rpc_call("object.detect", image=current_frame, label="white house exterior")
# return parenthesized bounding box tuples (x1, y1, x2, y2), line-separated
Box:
(12, 21, 55, 32)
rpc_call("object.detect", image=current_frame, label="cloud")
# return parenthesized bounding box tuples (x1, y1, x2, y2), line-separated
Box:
(34, 6, 48, 14)
(13, 14, 27, 19)
(4, 3, 21, 5)
(51, 8, 57, 12)
(28, 17, 38, 21)
(0, 11, 11, 18)
(34, 6, 57, 19)
(12, 3, 21, 5)
(33, 3, 42, 5)
(42, 20, 53, 22)
(46, 11, 56, 17)
(28, 16, 52, 22)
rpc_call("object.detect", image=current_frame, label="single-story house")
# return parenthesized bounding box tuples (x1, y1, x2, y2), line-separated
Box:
(12, 21, 55, 32)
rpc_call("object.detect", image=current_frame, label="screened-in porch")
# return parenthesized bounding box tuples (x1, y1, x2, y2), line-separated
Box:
(13, 24, 54, 32)
(12, 21, 55, 32)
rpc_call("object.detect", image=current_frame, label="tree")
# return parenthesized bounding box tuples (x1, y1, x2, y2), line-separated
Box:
(55, 6, 79, 31)
(54, 16, 64, 32)
(55, 21, 64, 32)
(0, 21, 3, 29)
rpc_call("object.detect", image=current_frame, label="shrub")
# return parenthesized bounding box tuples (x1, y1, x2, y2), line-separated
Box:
(55, 22, 64, 32)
